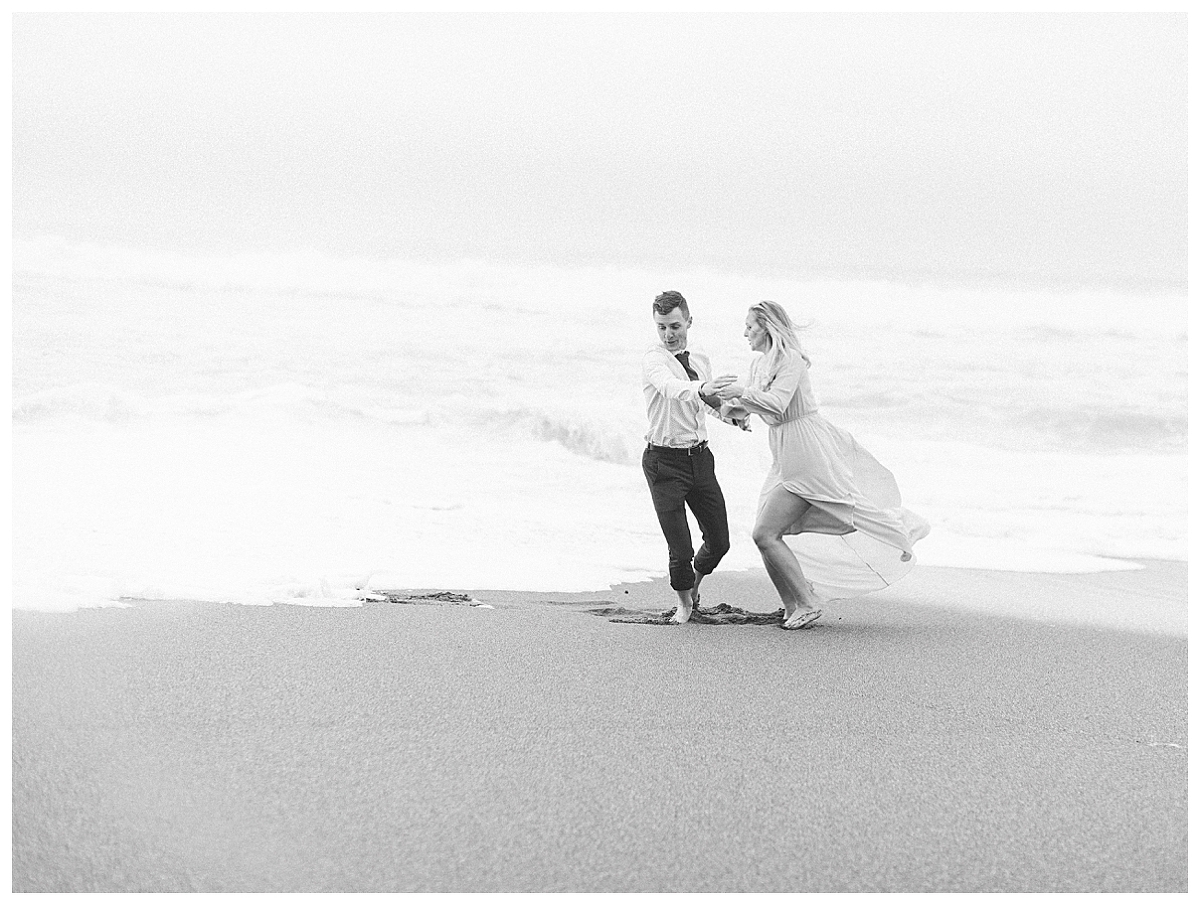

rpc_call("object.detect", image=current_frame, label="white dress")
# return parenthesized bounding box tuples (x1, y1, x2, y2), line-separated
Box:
(734, 348, 930, 600)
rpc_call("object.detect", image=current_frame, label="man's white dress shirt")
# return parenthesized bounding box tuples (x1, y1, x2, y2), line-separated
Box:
(641, 344, 726, 448)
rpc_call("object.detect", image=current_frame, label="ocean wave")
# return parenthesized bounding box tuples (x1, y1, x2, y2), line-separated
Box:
(12, 382, 429, 426)
(13, 383, 139, 422)
(445, 405, 634, 464)
(1023, 407, 1187, 451)
(12, 234, 653, 316)
(10, 382, 632, 464)
(525, 413, 632, 464)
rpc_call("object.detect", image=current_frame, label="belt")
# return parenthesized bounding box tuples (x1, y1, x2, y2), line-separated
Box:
(647, 440, 708, 456)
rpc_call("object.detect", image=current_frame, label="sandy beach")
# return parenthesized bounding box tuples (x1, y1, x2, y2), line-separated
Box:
(13, 12, 1187, 896)
(12, 561, 1186, 893)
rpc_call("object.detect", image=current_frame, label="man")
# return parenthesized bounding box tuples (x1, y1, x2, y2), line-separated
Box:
(641, 290, 740, 624)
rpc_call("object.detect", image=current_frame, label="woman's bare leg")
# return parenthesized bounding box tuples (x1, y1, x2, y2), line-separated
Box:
(753, 486, 822, 619)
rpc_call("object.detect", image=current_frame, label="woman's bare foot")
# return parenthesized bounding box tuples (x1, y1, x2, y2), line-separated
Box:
(782, 602, 818, 620)
(781, 607, 822, 630)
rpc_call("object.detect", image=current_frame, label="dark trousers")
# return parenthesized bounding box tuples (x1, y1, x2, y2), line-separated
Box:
(642, 445, 731, 591)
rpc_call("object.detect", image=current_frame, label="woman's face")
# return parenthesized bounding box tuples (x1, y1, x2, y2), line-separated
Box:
(744, 312, 770, 353)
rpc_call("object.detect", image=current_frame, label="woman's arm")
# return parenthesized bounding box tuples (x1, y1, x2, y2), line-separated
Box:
(718, 351, 804, 419)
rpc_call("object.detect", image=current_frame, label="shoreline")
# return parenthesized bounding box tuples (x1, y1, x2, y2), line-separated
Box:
(13, 562, 1187, 892)
(11, 559, 1189, 637)
(394, 558, 1188, 638)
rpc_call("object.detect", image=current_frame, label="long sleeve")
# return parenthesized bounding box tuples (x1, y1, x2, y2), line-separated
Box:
(642, 353, 702, 402)
(737, 351, 805, 420)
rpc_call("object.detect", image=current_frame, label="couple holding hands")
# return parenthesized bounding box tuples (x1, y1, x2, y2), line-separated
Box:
(641, 290, 929, 627)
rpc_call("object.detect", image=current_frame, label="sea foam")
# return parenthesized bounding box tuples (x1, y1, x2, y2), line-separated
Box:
(12, 236, 1187, 612)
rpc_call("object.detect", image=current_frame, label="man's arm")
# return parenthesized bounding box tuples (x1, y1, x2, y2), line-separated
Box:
(643, 353, 703, 402)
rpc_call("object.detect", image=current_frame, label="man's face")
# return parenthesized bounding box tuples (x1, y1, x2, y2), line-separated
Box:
(653, 307, 692, 353)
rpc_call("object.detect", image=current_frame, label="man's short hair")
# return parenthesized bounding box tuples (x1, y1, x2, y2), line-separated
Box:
(653, 290, 689, 318)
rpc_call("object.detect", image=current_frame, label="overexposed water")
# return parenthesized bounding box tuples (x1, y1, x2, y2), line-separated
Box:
(12, 236, 1187, 611)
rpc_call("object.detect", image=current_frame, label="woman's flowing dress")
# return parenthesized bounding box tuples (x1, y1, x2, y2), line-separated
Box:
(734, 349, 930, 600)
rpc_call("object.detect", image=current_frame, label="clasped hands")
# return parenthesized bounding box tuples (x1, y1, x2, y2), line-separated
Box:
(705, 374, 752, 431)
(707, 374, 745, 400)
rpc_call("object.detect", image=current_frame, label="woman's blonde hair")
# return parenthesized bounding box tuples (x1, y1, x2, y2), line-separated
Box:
(749, 301, 811, 376)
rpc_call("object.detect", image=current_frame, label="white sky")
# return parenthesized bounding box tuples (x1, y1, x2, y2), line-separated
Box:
(11, 12, 1188, 288)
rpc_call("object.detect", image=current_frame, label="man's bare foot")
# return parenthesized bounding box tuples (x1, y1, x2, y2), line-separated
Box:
(670, 604, 692, 624)
(672, 588, 695, 623)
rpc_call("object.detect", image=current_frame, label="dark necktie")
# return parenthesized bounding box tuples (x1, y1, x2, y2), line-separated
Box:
(675, 351, 699, 381)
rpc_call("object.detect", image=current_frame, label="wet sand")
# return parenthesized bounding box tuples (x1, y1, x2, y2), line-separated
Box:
(12, 561, 1187, 892)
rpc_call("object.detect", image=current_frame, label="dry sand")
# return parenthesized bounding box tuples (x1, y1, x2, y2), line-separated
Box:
(12, 561, 1187, 892)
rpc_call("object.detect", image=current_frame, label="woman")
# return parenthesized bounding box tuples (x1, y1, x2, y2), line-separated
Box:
(715, 301, 929, 629)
